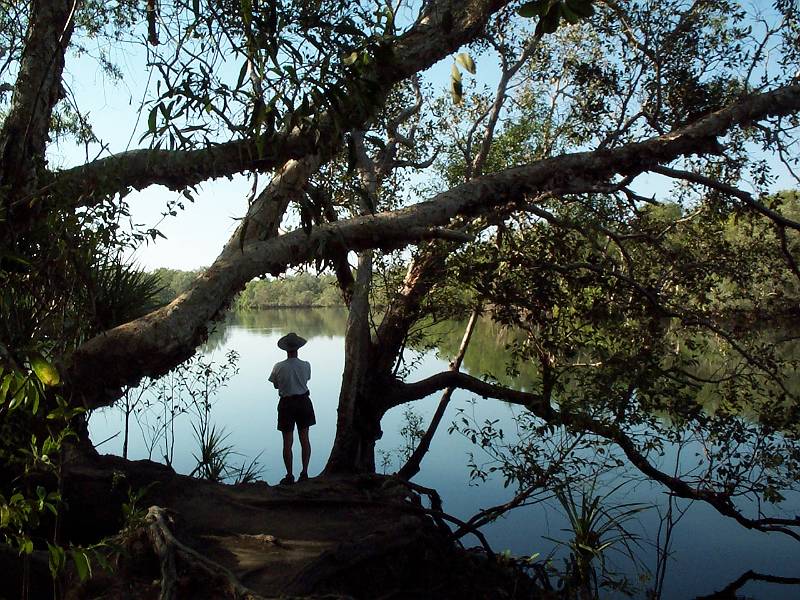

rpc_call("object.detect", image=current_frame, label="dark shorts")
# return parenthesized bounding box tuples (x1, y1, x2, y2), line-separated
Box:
(277, 392, 316, 432)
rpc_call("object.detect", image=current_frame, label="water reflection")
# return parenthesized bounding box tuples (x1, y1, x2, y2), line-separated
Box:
(204, 308, 348, 352)
(88, 309, 800, 600)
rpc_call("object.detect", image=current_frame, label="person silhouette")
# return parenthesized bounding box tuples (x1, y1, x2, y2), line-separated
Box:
(268, 332, 314, 484)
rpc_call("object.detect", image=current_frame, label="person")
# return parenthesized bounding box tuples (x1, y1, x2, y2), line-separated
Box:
(268, 332, 314, 485)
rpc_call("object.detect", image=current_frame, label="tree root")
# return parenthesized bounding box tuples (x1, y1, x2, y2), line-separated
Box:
(145, 506, 353, 600)
(286, 519, 429, 595)
(146, 506, 268, 600)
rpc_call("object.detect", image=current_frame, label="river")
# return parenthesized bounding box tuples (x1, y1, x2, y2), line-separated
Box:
(88, 308, 800, 599)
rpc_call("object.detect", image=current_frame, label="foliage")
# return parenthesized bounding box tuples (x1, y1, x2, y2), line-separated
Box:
(235, 272, 345, 309)
(546, 480, 649, 598)
(150, 267, 204, 305)
(126, 350, 241, 467)
(190, 422, 264, 484)
(152, 268, 346, 309)
(377, 406, 426, 473)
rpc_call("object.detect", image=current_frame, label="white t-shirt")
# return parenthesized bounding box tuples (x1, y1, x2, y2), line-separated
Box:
(268, 357, 311, 398)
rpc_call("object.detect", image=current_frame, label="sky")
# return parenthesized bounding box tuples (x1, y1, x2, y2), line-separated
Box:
(48, 3, 796, 272)
(53, 39, 252, 271)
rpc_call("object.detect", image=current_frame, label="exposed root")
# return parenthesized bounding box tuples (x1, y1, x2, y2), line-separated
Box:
(146, 506, 270, 600)
(145, 506, 353, 600)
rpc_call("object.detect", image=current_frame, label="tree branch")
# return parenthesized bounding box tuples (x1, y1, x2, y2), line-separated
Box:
(0, 0, 76, 198)
(45, 0, 513, 208)
(393, 370, 800, 541)
(650, 164, 800, 231)
(64, 83, 800, 407)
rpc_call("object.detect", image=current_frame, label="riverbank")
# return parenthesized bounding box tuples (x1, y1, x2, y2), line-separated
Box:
(13, 447, 538, 599)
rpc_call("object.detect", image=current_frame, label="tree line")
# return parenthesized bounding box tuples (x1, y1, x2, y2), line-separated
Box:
(151, 269, 345, 309)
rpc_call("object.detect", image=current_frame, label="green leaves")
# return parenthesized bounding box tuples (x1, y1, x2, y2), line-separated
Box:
(30, 353, 60, 387)
(70, 548, 93, 581)
(47, 542, 67, 578)
(516, 0, 595, 36)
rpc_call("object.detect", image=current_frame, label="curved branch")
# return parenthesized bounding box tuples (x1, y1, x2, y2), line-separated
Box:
(695, 570, 800, 600)
(45, 0, 513, 207)
(650, 164, 800, 231)
(395, 369, 800, 541)
(389, 370, 551, 416)
(64, 83, 800, 408)
(564, 414, 800, 542)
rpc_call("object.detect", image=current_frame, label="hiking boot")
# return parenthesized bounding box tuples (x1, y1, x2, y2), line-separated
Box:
(279, 474, 295, 485)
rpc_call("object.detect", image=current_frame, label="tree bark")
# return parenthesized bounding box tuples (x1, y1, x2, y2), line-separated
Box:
(0, 0, 75, 203)
(324, 251, 383, 473)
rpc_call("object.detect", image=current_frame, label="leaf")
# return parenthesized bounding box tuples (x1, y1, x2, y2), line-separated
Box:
(70, 548, 92, 581)
(29, 380, 40, 414)
(450, 78, 463, 105)
(236, 61, 249, 89)
(30, 353, 60, 386)
(450, 63, 462, 82)
(47, 542, 66, 576)
(343, 51, 359, 66)
(517, 0, 549, 18)
(147, 106, 158, 133)
(455, 52, 476, 75)
(0, 373, 13, 403)
(28, 352, 61, 386)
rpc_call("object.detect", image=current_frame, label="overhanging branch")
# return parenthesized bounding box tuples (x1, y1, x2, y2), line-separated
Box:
(64, 83, 800, 408)
(44, 0, 513, 208)
(394, 370, 800, 541)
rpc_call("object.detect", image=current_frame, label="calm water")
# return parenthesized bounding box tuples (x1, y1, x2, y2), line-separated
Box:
(89, 308, 800, 599)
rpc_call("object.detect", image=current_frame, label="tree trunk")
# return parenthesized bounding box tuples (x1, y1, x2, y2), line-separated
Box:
(0, 0, 75, 202)
(324, 251, 383, 474)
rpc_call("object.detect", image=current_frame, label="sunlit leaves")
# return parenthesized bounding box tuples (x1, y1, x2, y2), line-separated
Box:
(455, 52, 476, 75)
(450, 52, 476, 104)
(30, 353, 60, 387)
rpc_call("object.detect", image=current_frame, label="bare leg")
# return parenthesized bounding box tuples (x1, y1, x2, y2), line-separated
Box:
(282, 429, 294, 477)
(298, 427, 311, 477)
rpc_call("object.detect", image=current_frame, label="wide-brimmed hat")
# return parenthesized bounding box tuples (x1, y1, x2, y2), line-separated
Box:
(277, 332, 307, 351)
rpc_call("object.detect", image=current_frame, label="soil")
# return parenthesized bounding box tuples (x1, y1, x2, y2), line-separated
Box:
(25, 448, 541, 600)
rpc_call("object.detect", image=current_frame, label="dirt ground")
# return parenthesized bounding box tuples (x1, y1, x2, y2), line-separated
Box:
(57, 449, 471, 599)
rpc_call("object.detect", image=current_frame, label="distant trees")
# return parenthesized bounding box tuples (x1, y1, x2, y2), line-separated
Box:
(151, 269, 345, 309)
(234, 272, 344, 309)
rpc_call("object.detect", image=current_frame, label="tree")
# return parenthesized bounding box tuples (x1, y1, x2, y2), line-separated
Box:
(2, 0, 800, 590)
